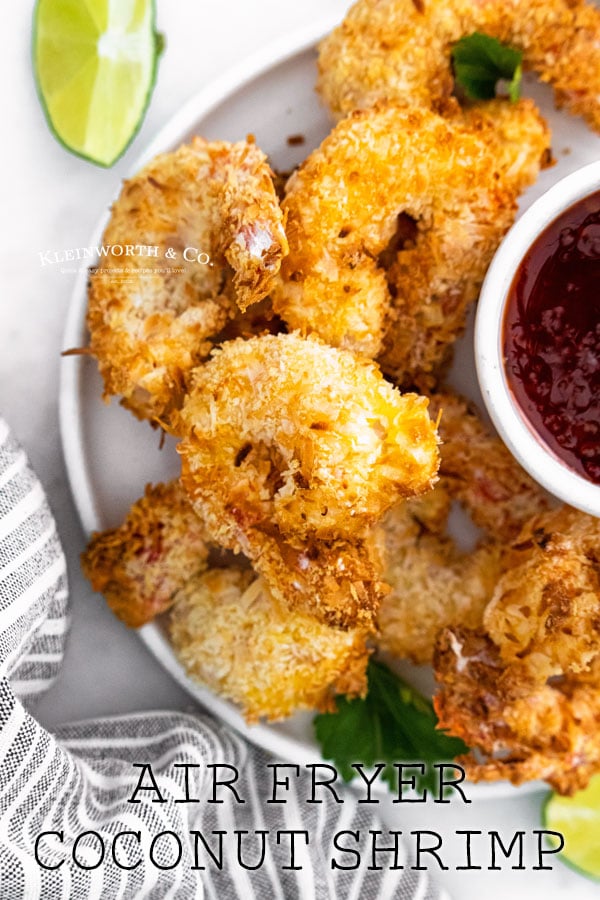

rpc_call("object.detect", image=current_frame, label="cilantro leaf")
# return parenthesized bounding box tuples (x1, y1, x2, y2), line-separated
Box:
(314, 658, 468, 795)
(451, 33, 523, 102)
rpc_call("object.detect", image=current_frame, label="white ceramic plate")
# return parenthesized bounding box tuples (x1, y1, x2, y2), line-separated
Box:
(60, 16, 600, 798)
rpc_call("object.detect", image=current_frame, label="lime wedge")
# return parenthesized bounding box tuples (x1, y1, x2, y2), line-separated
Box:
(33, 0, 162, 167)
(543, 776, 600, 881)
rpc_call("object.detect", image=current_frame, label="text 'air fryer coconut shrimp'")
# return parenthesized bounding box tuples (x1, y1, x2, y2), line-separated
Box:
(88, 137, 288, 423)
(318, 0, 600, 132)
(272, 104, 549, 387)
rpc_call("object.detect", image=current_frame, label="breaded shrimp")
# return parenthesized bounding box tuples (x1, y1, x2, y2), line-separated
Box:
(177, 332, 440, 547)
(484, 506, 600, 683)
(318, 0, 600, 133)
(271, 105, 547, 386)
(81, 481, 209, 628)
(376, 494, 503, 663)
(250, 528, 388, 629)
(169, 568, 371, 722)
(375, 392, 552, 662)
(434, 629, 600, 795)
(432, 507, 600, 792)
(456, 99, 553, 196)
(87, 137, 288, 423)
(82, 478, 383, 632)
(428, 391, 554, 542)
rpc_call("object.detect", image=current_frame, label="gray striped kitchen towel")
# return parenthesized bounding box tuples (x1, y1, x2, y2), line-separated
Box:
(0, 418, 450, 900)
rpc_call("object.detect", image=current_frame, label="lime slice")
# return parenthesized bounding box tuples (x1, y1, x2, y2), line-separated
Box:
(33, 0, 162, 167)
(543, 776, 600, 881)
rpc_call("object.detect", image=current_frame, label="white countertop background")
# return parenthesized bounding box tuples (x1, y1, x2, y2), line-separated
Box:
(1, 1, 596, 897)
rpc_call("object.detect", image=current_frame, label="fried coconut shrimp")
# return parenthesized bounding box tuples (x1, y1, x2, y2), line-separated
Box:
(483, 506, 600, 683)
(177, 332, 439, 545)
(376, 493, 503, 664)
(318, 0, 600, 133)
(169, 568, 370, 722)
(375, 392, 552, 663)
(81, 481, 209, 628)
(427, 391, 554, 542)
(434, 629, 600, 794)
(87, 137, 288, 423)
(433, 506, 600, 792)
(271, 105, 547, 386)
(250, 528, 388, 629)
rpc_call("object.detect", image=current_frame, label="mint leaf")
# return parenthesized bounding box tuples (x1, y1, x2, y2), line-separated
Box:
(314, 659, 468, 794)
(451, 33, 523, 102)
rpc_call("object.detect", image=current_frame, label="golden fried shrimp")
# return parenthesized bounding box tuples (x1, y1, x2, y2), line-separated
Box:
(169, 568, 370, 722)
(428, 391, 553, 542)
(81, 481, 210, 628)
(483, 506, 600, 683)
(318, 0, 600, 133)
(375, 103, 550, 385)
(456, 99, 553, 196)
(87, 137, 288, 422)
(375, 391, 552, 663)
(376, 494, 503, 663)
(177, 332, 439, 548)
(82, 476, 381, 634)
(434, 628, 600, 795)
(249, 528, 388, 630)
(271, 105, 545, 385)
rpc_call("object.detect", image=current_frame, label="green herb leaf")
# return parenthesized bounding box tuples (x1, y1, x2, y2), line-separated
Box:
(451, 33, 523, 102)
(314, 659, 468, 795)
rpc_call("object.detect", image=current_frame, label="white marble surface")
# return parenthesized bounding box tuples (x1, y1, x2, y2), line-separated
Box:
(0, 1, 596, 897)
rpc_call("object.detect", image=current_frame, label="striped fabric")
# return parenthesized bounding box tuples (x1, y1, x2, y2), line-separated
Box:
(0, 419, 450, 900)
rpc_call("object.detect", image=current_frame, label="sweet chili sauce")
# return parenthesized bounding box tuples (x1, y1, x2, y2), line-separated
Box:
(503, 190, 600, 485)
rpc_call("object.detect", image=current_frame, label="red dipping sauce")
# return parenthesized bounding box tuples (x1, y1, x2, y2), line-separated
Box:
(503, 191, 600, 485)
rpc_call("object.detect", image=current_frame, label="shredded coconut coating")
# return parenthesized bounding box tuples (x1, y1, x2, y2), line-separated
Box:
(427, 391, 554, 542)
(434, 630, 600, 796)
(177, 332, 440, 548)
(318, 0, 600, 134)
(81, 481, 209, 628)
(169, 568, 371, 722)
(375, 391, 553, 663)
(433, 507, 600, 794)
(484, 506, 600, 683)
(271, 104, 548, 387)
(249, 529, 388, 630)
(376, 492, 503, 663)
(87, 137, 287, 423)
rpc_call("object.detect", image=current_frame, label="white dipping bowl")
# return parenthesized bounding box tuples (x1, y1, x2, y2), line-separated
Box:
(475, 161, 600, 518)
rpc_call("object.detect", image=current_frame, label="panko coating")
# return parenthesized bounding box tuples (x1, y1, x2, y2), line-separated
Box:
(81, 481, 209, 628)
(169, 568, 371, 722)
(177, 332, 440, 548)
(484, 506, 600, 683)
(317, 0, 600, 133)
(434, 629, 600, 795)
(271, 105, 546, 387)
(87, 137, 288, 423)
